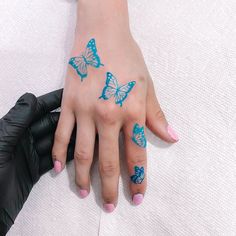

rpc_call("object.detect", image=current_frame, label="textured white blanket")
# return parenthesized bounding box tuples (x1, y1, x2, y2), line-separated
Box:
(1, 0, 236, 235)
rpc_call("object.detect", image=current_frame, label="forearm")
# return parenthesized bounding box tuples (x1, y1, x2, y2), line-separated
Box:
(73, 0, 131, 46)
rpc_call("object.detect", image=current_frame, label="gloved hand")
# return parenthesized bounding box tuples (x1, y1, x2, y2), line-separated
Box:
(0, 90, 75, 236)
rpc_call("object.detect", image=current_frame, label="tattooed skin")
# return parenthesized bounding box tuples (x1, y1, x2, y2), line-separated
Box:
(130, 166, 145, 184)
(132, 123, 147, 148)
(99, 72, 136, 107)
(69, 38, 104, 81)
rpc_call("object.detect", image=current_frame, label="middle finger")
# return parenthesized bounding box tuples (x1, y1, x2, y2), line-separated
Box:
(97, 124, 120, 213)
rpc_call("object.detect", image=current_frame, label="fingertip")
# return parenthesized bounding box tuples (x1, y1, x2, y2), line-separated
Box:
(35, 89, 63, 118)
(103, 203, 116, 213)
(78, 189, 89, 199)
(132, 193, 144, 206)
(147, 119, 179, 143)
(167, 125, 179, 142)
(17, 92, 37, 105)
(54, 160, 62, 173)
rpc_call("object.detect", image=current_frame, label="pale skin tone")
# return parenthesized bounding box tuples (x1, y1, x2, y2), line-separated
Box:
(52, 0, 179, 212)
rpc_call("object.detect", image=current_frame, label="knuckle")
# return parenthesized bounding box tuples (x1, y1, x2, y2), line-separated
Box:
(100, 160, 119, 177)
(128, 154, 146, 166)
(137, 75, 146, 84)
(75, 178, 81, 188)
(74, 149, 91, 163)
(97, 106, 117, 125)
(103, 192, 117, 202)
(127, 103, 143, 119)
(52, 134, 68, 159)
(52, 149, 58, 158)
(154, 108, 165, 121)
(52, 146, 62, 159)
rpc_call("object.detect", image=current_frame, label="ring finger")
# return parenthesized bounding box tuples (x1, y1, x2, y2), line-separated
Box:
(123, 120, 147, 206)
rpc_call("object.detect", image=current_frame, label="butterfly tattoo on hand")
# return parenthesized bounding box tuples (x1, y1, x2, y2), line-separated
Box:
(69, 38, 104, 81)
(132, 123, 147, 148)
(130, 166, 145, 184)
(99, 72, 136, 107)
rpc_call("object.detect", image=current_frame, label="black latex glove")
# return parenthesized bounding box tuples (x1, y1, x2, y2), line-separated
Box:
(0, 90, 75, 236)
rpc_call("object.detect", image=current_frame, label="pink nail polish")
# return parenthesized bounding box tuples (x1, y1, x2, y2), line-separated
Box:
(103, 203, 115, 213)
(78, 189, 89, 198)
(54, 160, 62, 173)
(167, 125, 179, 142)
(133, 193, 143, 205)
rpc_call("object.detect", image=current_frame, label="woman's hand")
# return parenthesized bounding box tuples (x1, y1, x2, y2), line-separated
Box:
(52, 0, 178, 212)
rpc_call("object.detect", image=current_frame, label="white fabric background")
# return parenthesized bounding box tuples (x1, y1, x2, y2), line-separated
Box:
(0, 0, 236, 235)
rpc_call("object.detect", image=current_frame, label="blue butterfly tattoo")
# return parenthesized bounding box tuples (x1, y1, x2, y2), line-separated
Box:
(99, 72, 136, 107)
(132, 123, 147, 148)
(130, 166, 145, 184)
(69, 38, 104, 81)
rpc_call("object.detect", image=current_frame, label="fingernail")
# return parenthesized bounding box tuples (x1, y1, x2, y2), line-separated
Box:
(167, 125, 179, 142)
(103, 203, 115, 213)
(54, 160, 62, 173)
(132, 193, 143, 205)
(78, 189, 89, 198)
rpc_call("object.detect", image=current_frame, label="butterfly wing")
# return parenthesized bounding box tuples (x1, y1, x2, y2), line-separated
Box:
(83, 38, 103, 68)
(99, 72, 118, 100)
(69, 56, 87, 80)
(119, 81, 136, 93)
(135, 133, 147, 148)
(134, 166, 140, 174)
(106, 72, 119, 88)
(139, 167, 145, 181)
(115, 81, 136, 107)
(130, 175, 139, 184)
(100, 87, 117, 100)
(135, 176, 144, 184)
(132, 124, 147, 148)
(131, 166, 145, 184)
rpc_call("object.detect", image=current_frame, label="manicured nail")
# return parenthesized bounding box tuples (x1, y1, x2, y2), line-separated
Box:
(132, 193, 143, 205)
(103, 203, 115, 213)
(54, 160, 62, 173)
(167, 125, 179, 142)
(78, 189, 89, 199)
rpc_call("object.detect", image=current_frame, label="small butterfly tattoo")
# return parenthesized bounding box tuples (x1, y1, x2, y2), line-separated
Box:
(69, 38, 104, 81)
(130, 166, 145, 184)
(132, 123, 147, 148)
(99, 72, 136, 107)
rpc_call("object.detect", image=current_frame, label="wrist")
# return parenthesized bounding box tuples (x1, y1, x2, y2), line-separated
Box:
(73, 0, 131, 46)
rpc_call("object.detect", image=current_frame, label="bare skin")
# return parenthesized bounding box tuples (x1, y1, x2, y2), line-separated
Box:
(52, 0, 179, 212)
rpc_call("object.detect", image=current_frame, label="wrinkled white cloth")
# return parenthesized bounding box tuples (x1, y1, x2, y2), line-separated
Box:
(0, 0, 236, 235)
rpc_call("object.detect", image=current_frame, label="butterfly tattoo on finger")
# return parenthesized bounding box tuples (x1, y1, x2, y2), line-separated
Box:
(132, 123, 147, 148)
(130, 166, 145, 184)
(69, 38, 104, 81)
(99, 72, 136, 107)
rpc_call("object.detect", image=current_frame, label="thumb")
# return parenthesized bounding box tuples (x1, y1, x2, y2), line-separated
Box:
(33, 89, 63, 121)
(146, 78, 179, 143)
(0, 93, 37, 153)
